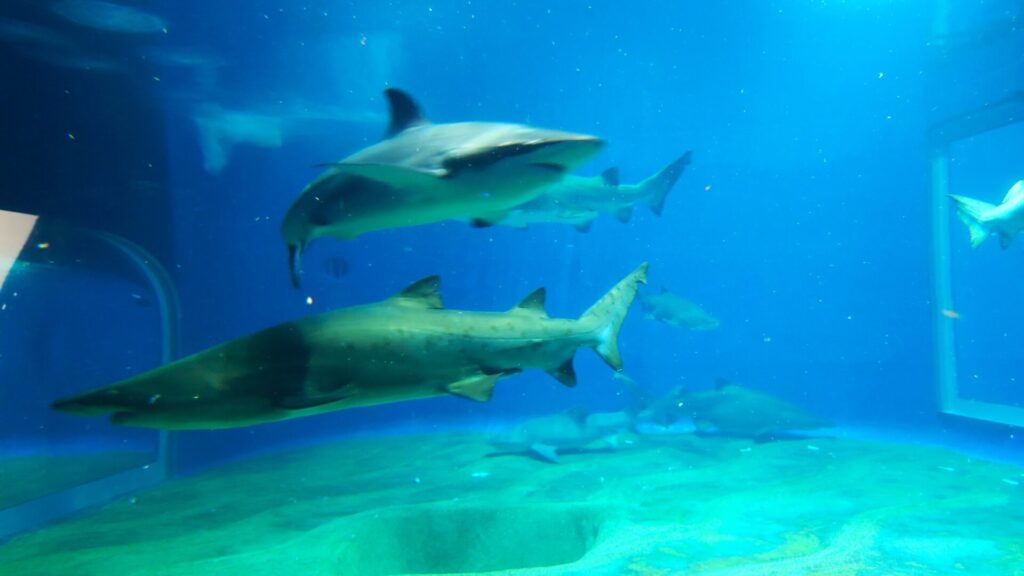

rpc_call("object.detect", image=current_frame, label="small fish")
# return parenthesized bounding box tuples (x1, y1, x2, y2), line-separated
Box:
(131, 293, 153, 308)
(1002, 478, 1020, 487)
(941, 309, 960, 319)
(937, 466, 957, 472)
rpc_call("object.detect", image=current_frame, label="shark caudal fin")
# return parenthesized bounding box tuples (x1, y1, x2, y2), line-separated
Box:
(643, 151, 692, 216)
(948, 195, 996, 248)
(579, 263, 648, 370)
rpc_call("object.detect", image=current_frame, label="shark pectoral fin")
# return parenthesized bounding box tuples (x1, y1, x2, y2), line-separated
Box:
(446, 373, 503, 402)
(614, 206, 633, 223)
(327, 163, 446, 188)
(277, 385, 356, 410)
(546, 356, 577, 388)
(529, 443, 560, 463)
(469, 212, 508, 228)
(573, 218, 594, 233)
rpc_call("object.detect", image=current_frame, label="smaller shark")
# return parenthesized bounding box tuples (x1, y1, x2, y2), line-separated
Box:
(488, 151, 692, 231)
(662, 379, 832, 442)
(638, 287, 719, 331)
(487, 408, 633, 463)
(282, 88, 604, 287)
(949, 180, 1024, 249)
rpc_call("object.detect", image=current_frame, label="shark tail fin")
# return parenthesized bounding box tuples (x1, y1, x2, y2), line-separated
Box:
(643, 151, 692, 216)
(948, 195, 995, 248)
(579, 263, 648, 370)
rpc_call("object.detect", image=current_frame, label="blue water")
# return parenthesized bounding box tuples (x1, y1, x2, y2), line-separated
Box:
(1, 0, 1021, 477)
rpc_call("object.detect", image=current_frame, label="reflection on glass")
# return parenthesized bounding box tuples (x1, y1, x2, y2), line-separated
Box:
(0, 223, 161, 510)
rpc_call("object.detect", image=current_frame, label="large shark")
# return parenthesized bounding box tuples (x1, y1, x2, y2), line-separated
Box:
(638, 287, 719, 331)
(487, 151, 691, 231)
(487, 408, 633, 463)
(949, 180, 1024, 249)
(51, 263, 648, 430)
(653, 379, 832, 442)
(281, 88, 604, 287)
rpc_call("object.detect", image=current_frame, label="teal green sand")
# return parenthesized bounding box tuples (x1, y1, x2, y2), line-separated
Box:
(1, 433, 1022, 575)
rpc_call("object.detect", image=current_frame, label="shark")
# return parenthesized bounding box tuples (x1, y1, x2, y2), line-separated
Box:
(949, 180, 1024, 249)
(638, 287, 719, 331)
(487, 151, 691, 231)
(51, 263, 648, 430)
(281, 88, 604, 287)
(652, 379, 832, 442)
(487, 408, 633, 463)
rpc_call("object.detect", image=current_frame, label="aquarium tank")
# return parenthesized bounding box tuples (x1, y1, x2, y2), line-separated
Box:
(1, 0, 1023, 574)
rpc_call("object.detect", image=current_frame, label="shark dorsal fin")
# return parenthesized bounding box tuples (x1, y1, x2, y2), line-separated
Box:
(714, 377, 733, 391)
(1003, 180, 1024, 204)
(601, 167, 620, 187)
(384, 88, 428, 137)
(391, 275, 443, 308)
(512, 288, 548, 316)
(660, 285, 668, 294)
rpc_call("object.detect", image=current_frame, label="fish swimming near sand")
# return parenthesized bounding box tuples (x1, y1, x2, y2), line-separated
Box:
(51, 263, 648, 430)
(281, 88, 604, 287)
(638, 287, 719, 331)
(668, 379, 832, 442)
(488, 408, 634, 463)
(491, 151, 692, 231)
(949, 180, 1024, 249)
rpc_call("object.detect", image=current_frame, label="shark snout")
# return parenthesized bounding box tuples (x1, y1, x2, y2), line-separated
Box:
(524, 133, 604, 172)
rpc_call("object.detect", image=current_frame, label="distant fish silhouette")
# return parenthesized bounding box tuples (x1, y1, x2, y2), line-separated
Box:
(639, 287, 719, 331)
(492, 151, 692, 231)
(658, 379, 833, 442)
(50, 0, 167, 34)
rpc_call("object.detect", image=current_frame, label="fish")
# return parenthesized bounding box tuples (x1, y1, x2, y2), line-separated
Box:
(51, 263, 648, 430)
(669, 378, 832, 442)
(949, 180, 1024, 249)
(0, 17, 123, 74)
(192, 104, 284, 174)
(489, 151, 691, 231)
(281, 88, 604, 287)
(187, 100, 383, 174)
(0, 18, 76, 50)
(488, 408, 633, 463)
(50, 0, 166, 34)
(638, 287, 719, 331)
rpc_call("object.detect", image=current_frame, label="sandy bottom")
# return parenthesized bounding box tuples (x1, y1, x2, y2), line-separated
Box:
(0, 432, 1022, 575)
(0, 452, 153, 509)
